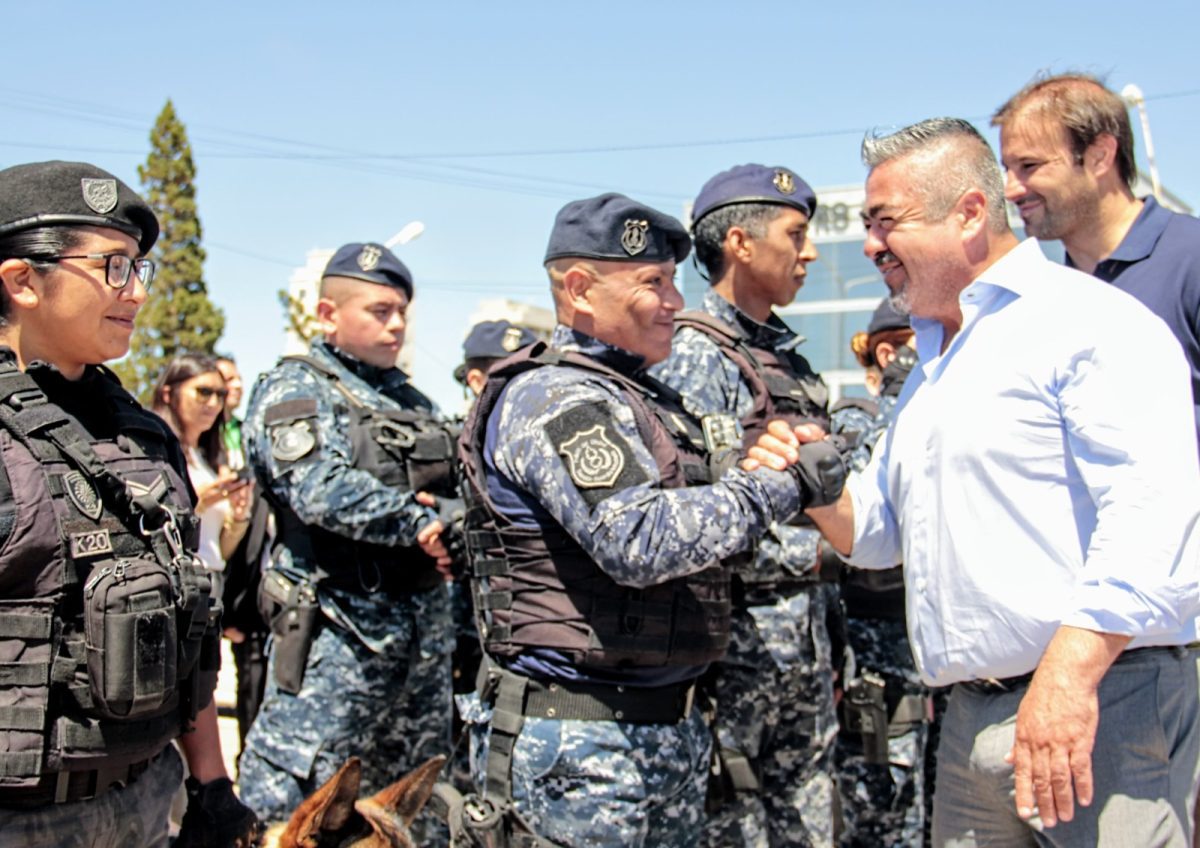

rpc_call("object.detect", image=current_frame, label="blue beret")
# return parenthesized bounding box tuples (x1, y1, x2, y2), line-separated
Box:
(455, 320, 538, 383)
(322, 242, 413, 298)
(0, 160, 159, 254)
(691, 164, 817, 228)
(867, 297, 911, 335)
(544, 193, 690, 265)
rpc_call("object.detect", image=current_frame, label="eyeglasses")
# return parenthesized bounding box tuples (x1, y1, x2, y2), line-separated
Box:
(192, 386, 229, 402)
(20, 253, 156, 290)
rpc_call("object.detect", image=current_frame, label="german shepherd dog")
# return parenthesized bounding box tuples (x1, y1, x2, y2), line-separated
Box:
(262, 755, 445, 848)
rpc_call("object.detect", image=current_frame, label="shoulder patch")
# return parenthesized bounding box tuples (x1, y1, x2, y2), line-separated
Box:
(263, 398, 319, 425)
(271, 420, 317, 462)
(545, 402, 649, 507)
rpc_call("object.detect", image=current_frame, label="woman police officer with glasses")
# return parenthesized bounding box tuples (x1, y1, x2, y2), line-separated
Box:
(0, 161, 256, 847)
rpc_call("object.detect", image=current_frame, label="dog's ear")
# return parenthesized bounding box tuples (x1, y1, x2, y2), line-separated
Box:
(280, 756, 364, 846)
(363, 755, 446, 826)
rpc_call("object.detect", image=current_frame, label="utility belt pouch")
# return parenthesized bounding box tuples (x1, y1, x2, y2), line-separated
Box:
(259, 568, 320, 695)
(83, 557, 178, 720)
(841, 672, 889, 765)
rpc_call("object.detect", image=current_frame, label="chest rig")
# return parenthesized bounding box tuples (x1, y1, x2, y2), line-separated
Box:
(675, 310, 830, 444)
(269, 355, 457, 596)
(459, 344, 733, 670)
(0, 362, 216, 791)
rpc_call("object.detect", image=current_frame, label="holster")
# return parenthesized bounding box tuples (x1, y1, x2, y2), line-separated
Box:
(429, 781, 559, 848)
(258, 569, 321, 695)
(841, 671, 889, 765)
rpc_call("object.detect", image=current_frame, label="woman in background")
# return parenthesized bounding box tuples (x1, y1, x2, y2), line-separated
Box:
(153, 353, 252, 596)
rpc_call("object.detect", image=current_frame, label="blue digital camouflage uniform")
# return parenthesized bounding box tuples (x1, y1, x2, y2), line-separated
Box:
(464, 325, 808, 848)
(652, 290, 840, 848)
(830, 379, 932, 848)
(236, 340, 453, 844)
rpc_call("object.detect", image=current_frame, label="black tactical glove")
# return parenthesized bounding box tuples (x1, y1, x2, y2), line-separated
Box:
(175, 776, 260, 848)
(788, 438, 847, 509)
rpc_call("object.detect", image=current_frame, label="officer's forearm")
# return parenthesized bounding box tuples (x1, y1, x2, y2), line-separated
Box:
(178, 700, 229, 784)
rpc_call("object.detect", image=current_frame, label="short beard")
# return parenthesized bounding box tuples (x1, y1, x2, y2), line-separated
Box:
(888, 282, 912, 316)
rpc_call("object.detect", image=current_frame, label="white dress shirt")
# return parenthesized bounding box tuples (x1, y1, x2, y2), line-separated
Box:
(847, 238, 1200, 686)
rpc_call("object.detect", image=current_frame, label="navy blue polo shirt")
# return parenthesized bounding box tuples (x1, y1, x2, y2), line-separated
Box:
(1069, 196, 1200, 447)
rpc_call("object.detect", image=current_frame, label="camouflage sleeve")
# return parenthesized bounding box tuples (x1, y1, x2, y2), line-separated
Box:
(830, 404, 880, 474)
(491, 368, 802, 589)
(244, 362, 434, 547)
(650, 326, 754, 420)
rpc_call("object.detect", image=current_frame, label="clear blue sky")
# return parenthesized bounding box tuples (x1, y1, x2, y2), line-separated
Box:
(5, 1, 1198, 410)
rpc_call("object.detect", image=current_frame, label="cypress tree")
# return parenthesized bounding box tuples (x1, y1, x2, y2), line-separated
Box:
(113, 99, 224, 401)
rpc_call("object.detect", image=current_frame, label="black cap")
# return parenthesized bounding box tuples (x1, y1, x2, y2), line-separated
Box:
(322, 242, 413, 298)
(454, 320, 538, 384)
(867, 298, 911, 335)
(691, 164, 817, 228)
(544, 193, 690, 265)
(0, 160, 159, 254)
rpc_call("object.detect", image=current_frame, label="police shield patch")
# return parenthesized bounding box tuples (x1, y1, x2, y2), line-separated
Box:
(64, 471, 103, 520)
(81, 178, 119, 214)
(271, 421, 317, 462)
(559, 424, 624, 488)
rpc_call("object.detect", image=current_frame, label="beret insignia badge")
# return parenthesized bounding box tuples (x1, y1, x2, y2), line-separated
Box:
(620, 219, 649, 257)
(64, 471, 103, 521)
(773, 170, 796, 196)
(502, 327, 524, 352)
(559, 424, 624, 488)
(81, 179, 119, 214)
(357, 245, 382, 272)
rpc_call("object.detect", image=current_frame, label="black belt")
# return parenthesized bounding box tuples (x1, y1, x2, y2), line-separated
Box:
(0, 756, 154, 809)
(488, 667, 696, 724)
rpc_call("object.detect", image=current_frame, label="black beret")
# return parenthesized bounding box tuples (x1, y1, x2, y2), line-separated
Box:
(867, 297, 911, 335)
(454, 320, 538, 384)
(322, 242, 413, 298)
(0, 160, 159, 254)
(691, 164, 817, 228)
(544, 193, 690, 265)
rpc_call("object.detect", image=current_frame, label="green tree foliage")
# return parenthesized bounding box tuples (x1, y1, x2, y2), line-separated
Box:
(113, 99, 224, 401)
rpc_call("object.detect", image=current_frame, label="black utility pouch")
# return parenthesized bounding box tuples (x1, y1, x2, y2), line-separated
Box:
(83, 557, 177, 719)
(258, 569, 320, 695)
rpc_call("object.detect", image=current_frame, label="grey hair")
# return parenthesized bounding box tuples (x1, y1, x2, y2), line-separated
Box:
(861, 117, 1009, 232)
(692, 202, 787, 281)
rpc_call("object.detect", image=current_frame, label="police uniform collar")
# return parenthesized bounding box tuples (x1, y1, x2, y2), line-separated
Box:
(315, 340, 409, 390)
(702, 289, 800, 350)
(550, 324, 648, 374)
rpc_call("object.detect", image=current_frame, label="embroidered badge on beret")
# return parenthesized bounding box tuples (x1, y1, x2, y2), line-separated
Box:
(64, 471, 103, 521)
(81, 178, 118, 214)
(271, 421, 317, 462)
(773, 170, 796, 195)
(501, 327, 524, 352)
(357, 244, 382, 272)
(620, 219, 649, 256)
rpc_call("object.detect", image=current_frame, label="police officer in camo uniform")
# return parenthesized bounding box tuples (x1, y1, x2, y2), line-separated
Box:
(236, 242, 457, 842)
(651, 164, 839, 847)
(456, 192, 847, 848)
(0, 161, 256, 847)
(829, 298, 934, 848)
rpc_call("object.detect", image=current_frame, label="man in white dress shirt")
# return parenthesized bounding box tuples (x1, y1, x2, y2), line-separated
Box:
(753, 117, 1200, 846)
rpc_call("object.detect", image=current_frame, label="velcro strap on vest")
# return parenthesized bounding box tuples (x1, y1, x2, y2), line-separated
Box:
(0, 614, 51, 640)
(0, 662, 49, 687)
(0, 751, 44, 778)
(472, 559, 509, 578)
(480, 592, 512, 611)
(0, 706, 45, 731)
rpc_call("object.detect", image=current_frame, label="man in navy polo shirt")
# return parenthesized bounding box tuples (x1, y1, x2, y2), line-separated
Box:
(994, 73, 1200, 445)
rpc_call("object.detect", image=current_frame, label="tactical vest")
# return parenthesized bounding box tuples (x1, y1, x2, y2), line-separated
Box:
(459, 344, 732, 669)
(265, 355, 457, 597)
(0, 361, 217, 790)
(674, 310, 830, 444)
